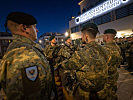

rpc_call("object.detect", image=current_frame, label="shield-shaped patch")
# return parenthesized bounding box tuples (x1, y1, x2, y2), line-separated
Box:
(25, 66, 38, 81)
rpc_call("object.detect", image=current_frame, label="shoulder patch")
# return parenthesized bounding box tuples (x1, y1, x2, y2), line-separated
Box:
(25, 66, 38, 81)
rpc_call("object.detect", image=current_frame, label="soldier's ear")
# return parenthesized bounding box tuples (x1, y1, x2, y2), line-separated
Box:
(85, 34, 88, 42)
(19, 24, 26, 32)
(107, 35, 110, 40)
(86, 34, 90, 39)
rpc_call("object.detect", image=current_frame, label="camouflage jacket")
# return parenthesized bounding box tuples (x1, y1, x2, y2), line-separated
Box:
(58, 44, 77, 60)
(125, 42, 133, 57)
(44, 45, 64, 100)
(44, 44, 78, 99)
(43, 44, 77, 68)
(43, 45, 62, 68)
(0, 35, 52, 100)
(98, 42, 123, 100)
(103, 42, 122, 80)
(57, 44, 78, 95)
(61, 41, 108, 100)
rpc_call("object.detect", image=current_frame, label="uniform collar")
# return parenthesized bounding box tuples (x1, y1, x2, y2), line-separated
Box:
(86, 41, 97, 47)
(87, 41, 97, 45)
(12, 34, 43, 50)
(105, 41, 116, 45)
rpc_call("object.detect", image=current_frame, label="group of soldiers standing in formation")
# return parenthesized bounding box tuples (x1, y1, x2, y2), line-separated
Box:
(115, 36, 133, 71)
(0, 12, 132, 100)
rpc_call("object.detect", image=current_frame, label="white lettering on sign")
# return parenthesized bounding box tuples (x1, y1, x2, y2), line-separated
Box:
(75, 0, 129, 24)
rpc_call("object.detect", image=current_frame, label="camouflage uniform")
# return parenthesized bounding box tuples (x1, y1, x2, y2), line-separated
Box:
(61, 41, 108, 100)
(125, 42, 133, 71)
(58, 43, 78, 97)
(44, 43, 78, 100)
(44, 45, 62, 68)
(117, 41, 127, 64)
(44, 43, 77, 68)
(58, 43, 77, 60)
(0, 35, 52, 100)
(44, 45, 64, 100)
(98, 42, 122, 100)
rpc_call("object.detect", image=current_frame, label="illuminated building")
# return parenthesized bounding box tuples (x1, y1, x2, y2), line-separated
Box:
(37, 32, 65, 48)
(69, 0, 133, 42)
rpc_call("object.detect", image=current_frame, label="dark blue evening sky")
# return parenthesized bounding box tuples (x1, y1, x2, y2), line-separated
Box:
(0, 0, 81, 37)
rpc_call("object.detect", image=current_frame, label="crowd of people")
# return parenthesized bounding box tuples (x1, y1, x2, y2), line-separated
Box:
(0, 12, 132, 100)
(115, 36, 133, 71)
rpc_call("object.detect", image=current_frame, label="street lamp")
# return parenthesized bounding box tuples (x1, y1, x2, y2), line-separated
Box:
(39, 40, 42, 44)
(65, 32, 69, 37)
(72, 16, 75, 19)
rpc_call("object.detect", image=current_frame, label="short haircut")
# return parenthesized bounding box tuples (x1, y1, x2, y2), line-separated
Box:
(81, 23, 98, 38)
(82, 28, 98, 39)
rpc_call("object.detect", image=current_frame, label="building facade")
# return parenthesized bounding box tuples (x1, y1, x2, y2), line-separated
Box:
(69, 0, 133, 43)
(37, 32, 65, 48)
(0, 32, 12, 59)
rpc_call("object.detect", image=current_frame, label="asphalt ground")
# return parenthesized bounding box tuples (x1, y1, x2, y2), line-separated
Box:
(117, 65, 133, 100)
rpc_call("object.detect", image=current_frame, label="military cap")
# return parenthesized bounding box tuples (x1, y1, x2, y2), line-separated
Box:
(49, 35, 55, 41)
(6, 12, 37, 25)
(104, 29, 117, 34)
(81, 23, 98, 32)
(65, 36, 70, 41)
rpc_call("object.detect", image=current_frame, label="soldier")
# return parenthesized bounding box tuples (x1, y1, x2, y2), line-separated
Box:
(102, 29, 122, 100)
(65, 36, 71, 45)
(63, 37, 77, 55)
(125, 36, 133, 72)
(117, 37, 127, 65)
(65, 37, 79, 51)
(61, 23, 108, 100)
(58, 37, 78, 99)
(49, 35, 57, 46)
(0, 12, 52, 100)
(44, 35, 58, 59)
(44, 35, 63, 100)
